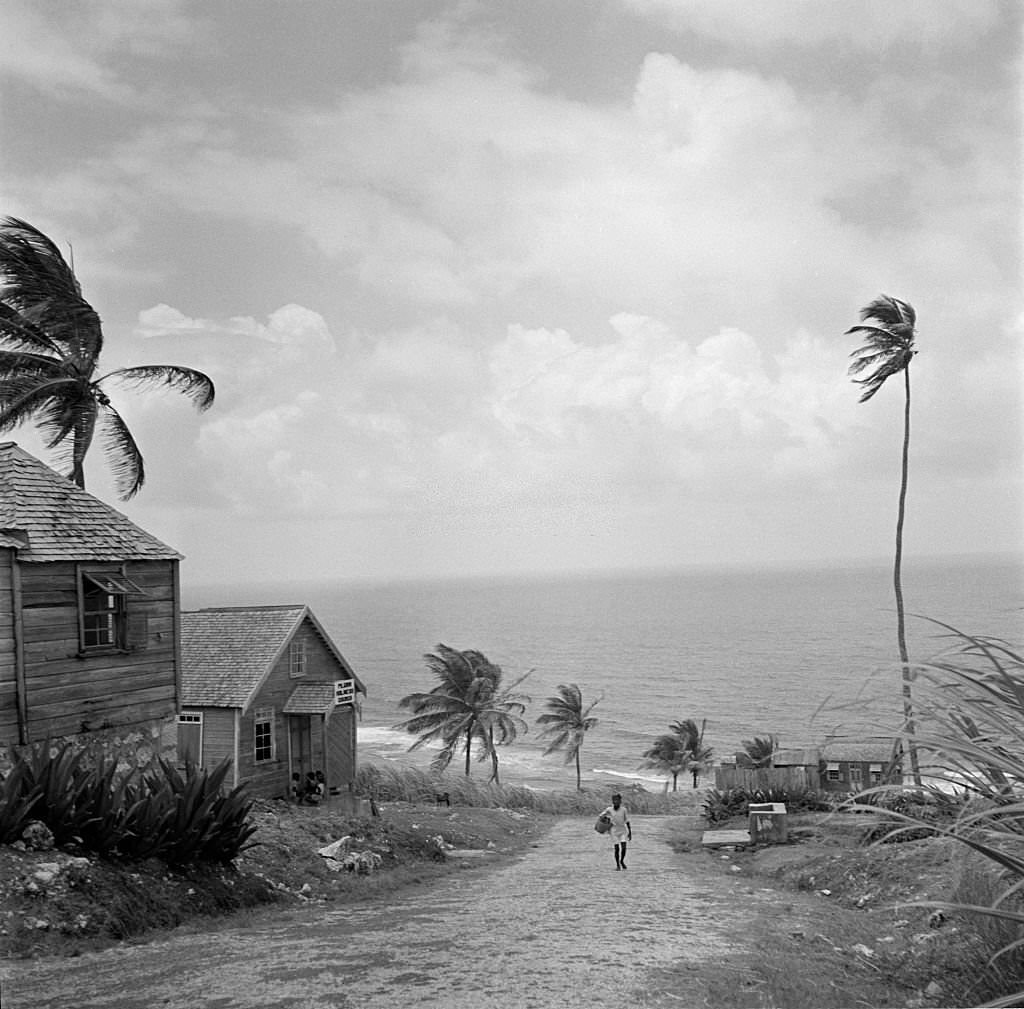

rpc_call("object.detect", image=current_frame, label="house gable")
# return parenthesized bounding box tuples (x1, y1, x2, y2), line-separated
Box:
(0, 444, 182, 756)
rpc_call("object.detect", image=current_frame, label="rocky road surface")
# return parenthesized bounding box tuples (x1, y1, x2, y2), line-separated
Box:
(2, 816, 818, 1009)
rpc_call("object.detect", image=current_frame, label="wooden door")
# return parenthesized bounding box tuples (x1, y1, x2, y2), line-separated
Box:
(289, 716, 312, 777)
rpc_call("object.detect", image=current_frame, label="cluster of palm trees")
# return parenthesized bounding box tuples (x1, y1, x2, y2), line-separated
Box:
(640, 718, 714, 791)
(0, 217, 214, 499)
(396, 645, 602, 789)
(399, 647, 777, 793)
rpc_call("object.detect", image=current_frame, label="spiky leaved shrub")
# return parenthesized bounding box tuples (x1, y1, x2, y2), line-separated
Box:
(0, 759, 42, 843)
(854, 623, 1024, 1008)
(701, 786, 832, 825)
(119, 758, 257, 864)
(0, 743, 256, 864)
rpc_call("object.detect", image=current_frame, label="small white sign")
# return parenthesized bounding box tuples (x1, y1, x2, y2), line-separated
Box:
(334, 679, 355, 705)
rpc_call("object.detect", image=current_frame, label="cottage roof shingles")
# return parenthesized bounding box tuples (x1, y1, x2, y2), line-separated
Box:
(283, 682, 339, 715)
(0, 442, 180, 561)
(180, 605, 364, 709)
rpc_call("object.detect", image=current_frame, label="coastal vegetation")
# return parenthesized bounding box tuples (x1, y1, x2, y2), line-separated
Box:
(394, 644, 531, 784)
(0, 217, 215, 499)
(860, 624, 1024, 1007)
(739, 734, 777, 768)
(845, 294, 920, 784)
(0, 743, 254, 863)
(640, 717, 713, 791)
(535, 682, 601, 791)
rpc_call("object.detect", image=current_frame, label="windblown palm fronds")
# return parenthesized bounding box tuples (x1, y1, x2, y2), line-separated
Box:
(395, 644, 531, 784)
(536, 683, 601, 790)
(0, 217, 215, 498)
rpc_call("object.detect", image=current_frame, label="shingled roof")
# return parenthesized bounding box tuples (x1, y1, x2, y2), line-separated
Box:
(0, 442, 181, 562)
(180, 604, 365, 709)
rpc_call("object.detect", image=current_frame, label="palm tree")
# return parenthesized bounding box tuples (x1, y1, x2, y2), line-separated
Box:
(845, 294, 920, 784)
(395, 645, 530, 782)
(0, 217, 215, 499)
(641, 718, 713, 791)
(740, 735, 777, 769)
(536, 683, 601, 790)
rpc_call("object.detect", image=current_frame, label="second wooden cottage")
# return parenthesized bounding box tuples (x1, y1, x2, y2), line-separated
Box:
(179, 605, 365, 801)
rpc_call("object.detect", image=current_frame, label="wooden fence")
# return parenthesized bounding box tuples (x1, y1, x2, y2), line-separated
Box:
(713, 765, 819, 792)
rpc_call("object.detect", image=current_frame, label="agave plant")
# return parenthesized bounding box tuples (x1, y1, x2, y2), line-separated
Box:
(856, 621, 1024, 1008)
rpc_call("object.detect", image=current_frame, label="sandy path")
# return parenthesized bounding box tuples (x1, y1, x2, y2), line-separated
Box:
(2, 816, 812, 1009)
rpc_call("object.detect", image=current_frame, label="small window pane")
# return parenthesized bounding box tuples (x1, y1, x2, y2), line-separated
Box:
(254, 709, 274, 762)
(289, 640, 306, 677)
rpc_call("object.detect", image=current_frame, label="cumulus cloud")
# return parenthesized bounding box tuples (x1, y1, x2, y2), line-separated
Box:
(489, 315, 854, 489)
(137, 303, 334, 353)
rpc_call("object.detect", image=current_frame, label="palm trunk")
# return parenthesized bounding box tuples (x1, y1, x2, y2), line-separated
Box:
(488, 727, 500, 785)
(575, 748, 581, 791)
(895, 366, 921, 786)
(464, 727, 472, 776)
(71, 410, 96, 489)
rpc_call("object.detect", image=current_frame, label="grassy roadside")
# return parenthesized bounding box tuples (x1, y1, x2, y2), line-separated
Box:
(0, 795, 553, 960)
(1, 761, 1016, 1009)
(664, 809, 1016, 1009)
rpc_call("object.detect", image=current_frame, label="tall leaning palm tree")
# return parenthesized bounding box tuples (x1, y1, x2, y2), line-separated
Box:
(845, 294, 920, 785)
(0, 217, 215, 499)
(395, 644, 530, 782)
(536, 683, 601, 791)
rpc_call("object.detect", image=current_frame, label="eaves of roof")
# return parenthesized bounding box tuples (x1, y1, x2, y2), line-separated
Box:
(0, 442, 181, 561)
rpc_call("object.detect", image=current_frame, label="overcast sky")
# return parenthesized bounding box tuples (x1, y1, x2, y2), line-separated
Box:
(1, 0, 1021, 587)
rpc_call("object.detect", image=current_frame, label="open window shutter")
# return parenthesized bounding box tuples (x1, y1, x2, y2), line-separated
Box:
(126, 610, 149, 650)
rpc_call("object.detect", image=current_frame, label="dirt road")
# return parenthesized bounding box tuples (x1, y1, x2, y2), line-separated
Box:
(2, 816, 817, 1009)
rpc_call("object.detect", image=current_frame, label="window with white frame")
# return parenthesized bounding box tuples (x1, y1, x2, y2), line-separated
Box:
(289, 639, 306, 678)
(254, 708, 275, 762)
(826, 762, 840, 782)
(869, 763, 883, 784)
(177, 712, 203, 765)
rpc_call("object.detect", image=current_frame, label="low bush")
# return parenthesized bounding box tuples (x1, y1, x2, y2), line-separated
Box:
(701, 785, 832, 825)
(0, 743, 257, 864)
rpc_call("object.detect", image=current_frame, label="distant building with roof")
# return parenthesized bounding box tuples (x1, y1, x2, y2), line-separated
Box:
(0, 442, 182, 762)
(180, 604, 366, 802)
(770, 737, 898, 792)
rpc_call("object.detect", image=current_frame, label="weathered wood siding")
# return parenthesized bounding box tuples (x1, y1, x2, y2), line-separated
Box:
(236, 620, 359, 799)
(193, 706, 235, 771)
(714, 766, 819, 792)
(14, 559, 178, 742)
(0, 550, 18, 742)
(327, 705, 357, 790)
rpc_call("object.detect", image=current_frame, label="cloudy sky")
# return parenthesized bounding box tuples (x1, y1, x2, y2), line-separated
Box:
(1, 0, 1021, 587)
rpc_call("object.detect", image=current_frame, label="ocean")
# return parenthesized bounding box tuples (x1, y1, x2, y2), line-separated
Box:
(184, 555, 1024, 793)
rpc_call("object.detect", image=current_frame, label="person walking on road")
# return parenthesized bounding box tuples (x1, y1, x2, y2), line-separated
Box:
(599, 792, 632, 870)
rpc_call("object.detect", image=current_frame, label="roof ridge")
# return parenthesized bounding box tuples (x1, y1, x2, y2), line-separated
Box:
(187, 604, 307, 613)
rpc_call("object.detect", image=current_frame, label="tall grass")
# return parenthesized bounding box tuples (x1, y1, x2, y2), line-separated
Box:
(857, 622, 1024, 1008)
(354, 762, 703, 816)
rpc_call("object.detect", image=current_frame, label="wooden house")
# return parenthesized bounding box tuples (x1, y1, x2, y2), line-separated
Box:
(179, 605, 366, 800)
(0, 443, 182, 759)
(819, 738, 896, 792)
